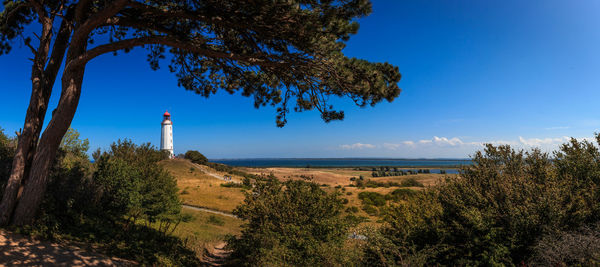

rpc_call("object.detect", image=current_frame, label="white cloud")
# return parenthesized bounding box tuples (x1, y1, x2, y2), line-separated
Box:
(340, 143, 376, 150)
(518, 136, 570, 146)
(339, 135, 593, 157)
(382, 136, 477, 150)
(432, 136, 464, 146)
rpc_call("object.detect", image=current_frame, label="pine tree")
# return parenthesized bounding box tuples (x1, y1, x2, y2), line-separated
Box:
(0, 0, 401, 225)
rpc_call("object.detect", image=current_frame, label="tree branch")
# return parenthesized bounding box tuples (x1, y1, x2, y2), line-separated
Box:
(70, 35, 293, 70)
(103, 16, 180, 36)
(71, 0, 130, 47)
(43, 15, 73, 87)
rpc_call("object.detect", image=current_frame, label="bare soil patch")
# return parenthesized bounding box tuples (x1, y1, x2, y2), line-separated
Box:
(0, 230, 135, 266)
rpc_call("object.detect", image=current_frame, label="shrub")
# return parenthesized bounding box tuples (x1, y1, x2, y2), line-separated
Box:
(364, 180, 401, 188)
(358, 191, 386, 207)
(184, 150, 208, 164)
(344, 214, 369, 225)
(346, 206, 359, 213)
(531, 224, 600, 266)
(400, 177, 423, 187)
(0, 128, 16, 199)
(361, 204, 378, 216)
(386, 188, 417, 202)
(94, 140, 180, 225)
(227, 179, 354, 266)
(367, 137, 600, 266)
(207, 215, 225, 226)
(32, 135, 198, 265)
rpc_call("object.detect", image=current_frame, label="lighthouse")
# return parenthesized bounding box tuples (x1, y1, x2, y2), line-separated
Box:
(161, 111, 174, 158)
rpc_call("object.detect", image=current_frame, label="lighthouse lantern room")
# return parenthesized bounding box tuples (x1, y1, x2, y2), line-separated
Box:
(161, 111, 174, 158)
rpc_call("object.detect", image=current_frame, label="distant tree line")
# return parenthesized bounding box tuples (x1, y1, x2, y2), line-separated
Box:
(371, 168, 433, 177)
(350, 176, 424, 188)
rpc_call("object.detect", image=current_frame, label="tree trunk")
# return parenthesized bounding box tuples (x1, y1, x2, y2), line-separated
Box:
(0, 79, 50, 225)
(10, 67, 85, 226)
(0, 21, 56, 225)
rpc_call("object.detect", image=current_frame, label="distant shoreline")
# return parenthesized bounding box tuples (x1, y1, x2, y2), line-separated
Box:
(209, 158, 472, 169)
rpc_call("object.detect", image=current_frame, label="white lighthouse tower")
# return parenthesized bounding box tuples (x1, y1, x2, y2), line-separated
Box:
(161, 111, 174, 158)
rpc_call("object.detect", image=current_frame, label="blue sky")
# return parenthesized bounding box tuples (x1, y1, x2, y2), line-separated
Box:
(1, 0, 600, 158)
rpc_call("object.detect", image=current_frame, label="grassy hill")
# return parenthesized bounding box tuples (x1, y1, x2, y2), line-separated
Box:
(160, 159, 246, 213)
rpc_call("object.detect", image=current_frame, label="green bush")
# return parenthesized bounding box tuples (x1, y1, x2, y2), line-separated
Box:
(364, 180, 401, 188)
(38, 137, 197, 265)
(361, 204, 378, 216)
(365, 137, 600, 266)
(0, 128, 16, 200)
(207, 215, 225, 226)
(346, 206, 359, 213)
(184, 150, 208, 164)
(400, 177, 424, 187)
(94, 140, 180, 225)
(358, 191, 386, 207)
(386, 188, 417, 202)
(344, 214, 369, 225)
(227, 179, 354, 266)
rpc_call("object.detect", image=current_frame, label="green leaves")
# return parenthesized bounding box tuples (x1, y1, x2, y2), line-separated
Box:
(2, 1, 401, 126)
(184, 150, 208, 165)
(0, 1, 34, 55)
(227, 179, 352, 266)
(369, 134, 600, 266)
(148, 0, 401, 126)
(94, 140, 181, 223)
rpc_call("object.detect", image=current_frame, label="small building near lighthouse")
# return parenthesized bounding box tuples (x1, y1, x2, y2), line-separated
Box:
(161, 111, 174, 158)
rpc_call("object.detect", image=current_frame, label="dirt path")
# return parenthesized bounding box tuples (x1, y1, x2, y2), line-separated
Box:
(182, 204, 238, 219)
(201, 242, 230, 267)
(0, 230, 135, 266)
(191, 163, 240, 183)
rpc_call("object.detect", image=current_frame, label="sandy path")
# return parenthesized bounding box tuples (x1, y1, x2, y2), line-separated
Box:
(191, 163, 240, 183)
(201, 242, 230, 267)
(182, 204, 238, 219)
(0, 230, 135, 266)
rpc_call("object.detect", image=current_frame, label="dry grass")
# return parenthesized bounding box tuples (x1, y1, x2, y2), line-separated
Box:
(161, 160, 453, 230)
(372, 173, 456, 187)
(242, 167, 359, 186)
(160, 159, 246, 213)
(242, 166, 451, 187)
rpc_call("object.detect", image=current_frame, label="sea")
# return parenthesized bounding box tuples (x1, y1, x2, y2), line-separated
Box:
(210, 158, 471, 174)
